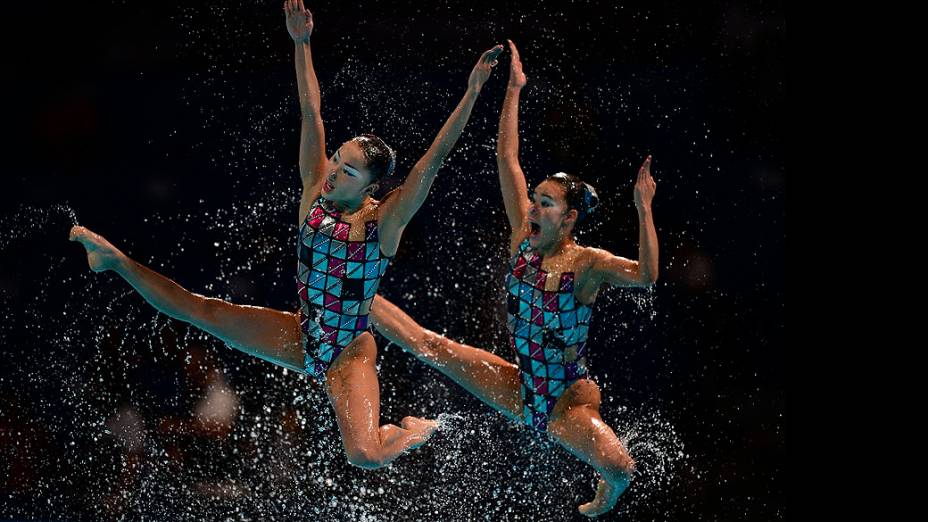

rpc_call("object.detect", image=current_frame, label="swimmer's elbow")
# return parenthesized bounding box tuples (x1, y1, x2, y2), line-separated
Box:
(638, 269, 658, 287)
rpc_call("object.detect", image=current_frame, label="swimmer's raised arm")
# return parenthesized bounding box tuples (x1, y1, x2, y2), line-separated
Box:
(497, 40, 531, 247)
(588, 156, 659, 288)
(378, 44, 504, 252)
(285, 0, 327, 193)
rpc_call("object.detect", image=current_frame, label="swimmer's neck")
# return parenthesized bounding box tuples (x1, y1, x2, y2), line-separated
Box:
(536, 234, 576, 258)
(326, 195, 370, 214)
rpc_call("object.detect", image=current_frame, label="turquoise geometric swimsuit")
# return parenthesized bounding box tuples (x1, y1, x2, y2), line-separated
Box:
(296, 197, 392, 380)
(506, 239, 593, 431)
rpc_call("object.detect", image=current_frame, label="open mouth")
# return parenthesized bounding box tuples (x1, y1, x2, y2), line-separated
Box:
(323, 179, 334, 192)
(529, 222, 541, 237)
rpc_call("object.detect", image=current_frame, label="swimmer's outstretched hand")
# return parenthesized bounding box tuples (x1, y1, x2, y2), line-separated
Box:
(284, 0, 314, 43)
(468, 44, 505, 92)
(634, 155, 656, 210)
(506, 39, 528, 89)
(69, 226, 126, 273)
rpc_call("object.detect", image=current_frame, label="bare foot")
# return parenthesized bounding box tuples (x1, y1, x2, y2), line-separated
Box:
(69, 226, 126, 273)
(578, 473, 632, 517)
(400, 416, 439, 448)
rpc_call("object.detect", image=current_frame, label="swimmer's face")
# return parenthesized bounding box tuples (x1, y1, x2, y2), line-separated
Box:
(527, 180, 577, 248)
(321, 141, 378, 203)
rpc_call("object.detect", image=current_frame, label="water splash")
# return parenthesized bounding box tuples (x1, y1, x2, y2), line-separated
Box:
(0, 204, 79, 251)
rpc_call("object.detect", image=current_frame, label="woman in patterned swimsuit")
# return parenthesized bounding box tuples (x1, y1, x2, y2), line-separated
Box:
(370, 40, 660, 516)
(69, 1, 503, 470)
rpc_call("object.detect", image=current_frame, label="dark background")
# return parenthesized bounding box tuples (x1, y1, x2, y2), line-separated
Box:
(2, 1, 784, 520)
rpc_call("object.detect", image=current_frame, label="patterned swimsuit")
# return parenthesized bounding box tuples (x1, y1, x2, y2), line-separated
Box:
(296, 197, 392, 380)
(506, 240, 593, 431)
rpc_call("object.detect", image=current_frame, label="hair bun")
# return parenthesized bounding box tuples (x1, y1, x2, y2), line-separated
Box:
(583, 183, 600, 214)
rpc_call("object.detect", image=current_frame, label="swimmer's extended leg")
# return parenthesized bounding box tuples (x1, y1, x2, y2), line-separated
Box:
(547, 379, 636, 517)
(371, 295, 522, 420)
(70, 225, 304, 372)
(324, 332, 438, 469)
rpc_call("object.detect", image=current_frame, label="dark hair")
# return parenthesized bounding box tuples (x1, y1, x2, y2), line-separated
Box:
(545, 172, 600, 223)
(351, 134, 396, 183)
